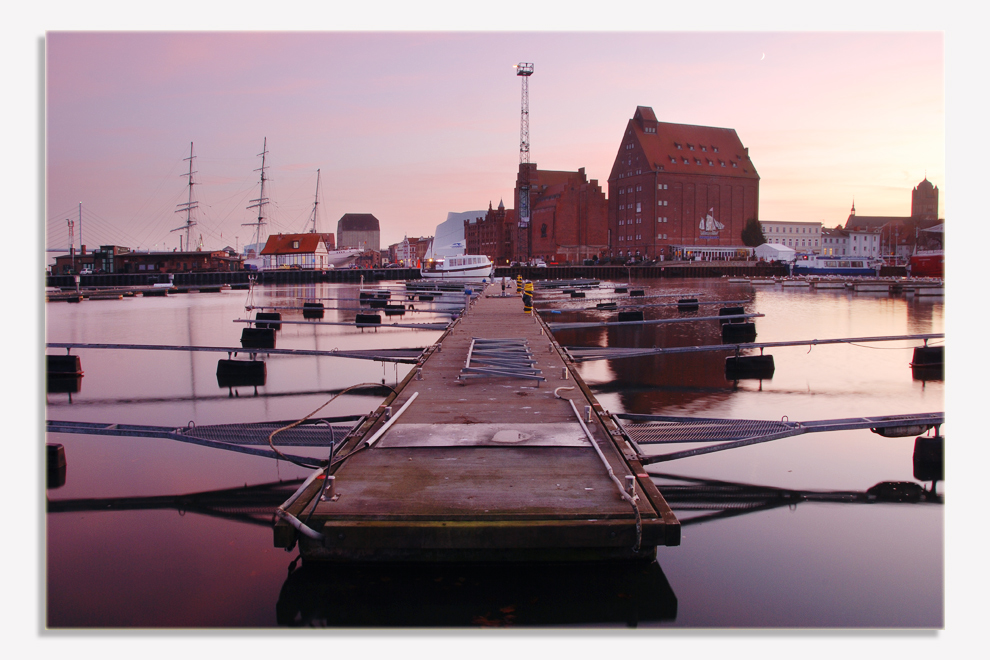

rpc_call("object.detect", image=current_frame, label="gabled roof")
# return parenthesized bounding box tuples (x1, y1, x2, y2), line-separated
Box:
(260, 233, 327, 255)
(844, 215, 908, 231)
(612, 107, 758, 181)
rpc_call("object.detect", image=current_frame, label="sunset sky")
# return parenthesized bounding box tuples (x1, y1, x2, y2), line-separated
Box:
(43, 29, 945, 254)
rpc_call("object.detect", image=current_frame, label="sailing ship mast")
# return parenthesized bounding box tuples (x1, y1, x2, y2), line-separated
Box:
(243, 138, 270, 252)
(172, 142, 199, 251)
(308, 169, 321, 234)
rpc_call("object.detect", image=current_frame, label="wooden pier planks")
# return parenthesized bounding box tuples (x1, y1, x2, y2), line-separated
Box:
(275, 286, 679, 561)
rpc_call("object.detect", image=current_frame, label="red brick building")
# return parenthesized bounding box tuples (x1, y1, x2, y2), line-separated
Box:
(512, 165, 608, 264)
(464, 201, 517, 265)
(608, 106, 760, 261)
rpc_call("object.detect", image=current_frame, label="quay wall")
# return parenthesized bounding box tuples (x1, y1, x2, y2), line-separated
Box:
(46, 262, 906, 289)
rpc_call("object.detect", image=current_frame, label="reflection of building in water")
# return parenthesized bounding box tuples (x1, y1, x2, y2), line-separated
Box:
(565, 313, 742, 412)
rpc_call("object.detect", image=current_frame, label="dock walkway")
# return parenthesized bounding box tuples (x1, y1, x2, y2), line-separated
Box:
(275, 285, 679, 562)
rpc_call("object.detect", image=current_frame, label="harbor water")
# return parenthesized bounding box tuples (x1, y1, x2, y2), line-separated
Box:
(44, 278, 944, 627)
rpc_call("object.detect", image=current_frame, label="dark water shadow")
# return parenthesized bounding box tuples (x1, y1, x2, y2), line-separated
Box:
(275, 558, 677, 628)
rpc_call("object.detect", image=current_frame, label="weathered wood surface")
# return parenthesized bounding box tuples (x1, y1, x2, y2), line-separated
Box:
(276, 285, 679, 561)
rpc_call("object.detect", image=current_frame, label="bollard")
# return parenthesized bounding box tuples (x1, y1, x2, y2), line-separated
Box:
(585, 405, 592, 422)
(416, 368, 423, 380)
(522, 281, 533, 314)
(625, 475, 636, 497)
(384, 406, 393, 420)
(562, 367, 568, 380)
(321, 475, 336, 501)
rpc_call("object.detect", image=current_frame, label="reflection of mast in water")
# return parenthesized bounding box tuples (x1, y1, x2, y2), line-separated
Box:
(650, 472, 942, 527)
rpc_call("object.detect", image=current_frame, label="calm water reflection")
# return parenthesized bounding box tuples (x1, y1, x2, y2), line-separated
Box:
(45, 279, 943, 627)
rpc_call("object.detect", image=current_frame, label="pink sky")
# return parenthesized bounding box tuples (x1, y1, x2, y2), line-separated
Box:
(44, 31, 944, 253)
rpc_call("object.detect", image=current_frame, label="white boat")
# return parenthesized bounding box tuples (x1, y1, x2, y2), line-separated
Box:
(420, 254, 494, 282)
(791, 254, 883, 276)
(419, 212, 494, 282)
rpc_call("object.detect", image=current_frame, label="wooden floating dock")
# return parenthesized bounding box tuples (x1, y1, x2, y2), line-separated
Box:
(274, 284, 680, 562)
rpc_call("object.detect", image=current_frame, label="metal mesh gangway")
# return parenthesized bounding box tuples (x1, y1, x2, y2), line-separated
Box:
(47, 478, 307, 527)
(46, 342, 426, 364)
(546, 312, 763, 331)
(563, 333, 944, 362)
(46, 415, 364, 467)
(613, 412, 944, 464)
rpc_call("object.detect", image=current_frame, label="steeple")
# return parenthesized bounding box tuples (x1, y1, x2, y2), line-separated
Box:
(850, 199, 856, 215)
(498, 199, 505, 210)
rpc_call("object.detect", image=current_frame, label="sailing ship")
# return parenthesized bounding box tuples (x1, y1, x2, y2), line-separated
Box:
(699, 208, 724, 233)
(242, 144, 361, 270)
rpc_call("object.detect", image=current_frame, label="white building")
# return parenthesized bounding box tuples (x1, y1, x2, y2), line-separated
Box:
(821, 228, 881, 258)
(759, 221, 823, 254)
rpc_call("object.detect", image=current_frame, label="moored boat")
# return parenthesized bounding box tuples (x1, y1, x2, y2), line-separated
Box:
(909, 250, 944, 279)
(791, 254, 882, 276)
(420, 254, 494, 282)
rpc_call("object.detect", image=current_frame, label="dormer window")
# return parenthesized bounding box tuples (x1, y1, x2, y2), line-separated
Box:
(713, 146, 719, 152)
(675, 143, 682, 150)
(670, 156, 676, 163)
(688, 144, 694, 150)
(731, 161, 737, 168)
(720, 160, 725, 167)
(682, 158, 689, 164)
(701, 146, 707, 152)
(695, 158, 702, 165)
(292, 240, 300, 249)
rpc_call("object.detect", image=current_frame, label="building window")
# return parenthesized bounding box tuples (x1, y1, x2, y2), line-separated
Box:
(292, 240, 300, 249)
(636, 185, 642, 191)
(636, 234, 642, 240)
(619, 219, 624, 225)
(695, 159, 702, 165)
(619, 204, 624, 210)
(675, 143, 681, 149)
(670, 156, 676, 163)
(688, 144, 694, 150)
(636, 203, 642, 212)
(636, 218, 642, 224)
(683, 158, 689, 164)
(732, 162, 737, 168)
(713, 146, 718, 152)
(701, 146, 707, 152)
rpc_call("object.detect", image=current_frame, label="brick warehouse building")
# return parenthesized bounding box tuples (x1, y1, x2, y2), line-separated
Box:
(464, 200, 517, 265)
(513, 165, 608, 264)
(608, 106, 760, 261)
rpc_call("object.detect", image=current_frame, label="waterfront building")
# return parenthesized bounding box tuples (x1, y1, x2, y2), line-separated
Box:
(390, 236, 432, 267)
(606, 106, 760, 262)
(337, 213, 381, 252)
(760, 221, 823, 254)
(512, 165, 608, 264)
(464, 200, 517, 265)
(259, 233, 332, 270)
(844, 177, 943, 263)
(821, 227, 881, 258)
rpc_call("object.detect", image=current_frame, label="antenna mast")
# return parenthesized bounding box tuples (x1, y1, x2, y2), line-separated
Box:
(244, 137, 270, 251)
(171, 142, 199, 251)
(308, 169, 321, 233)
(514, 62, 534, 261)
